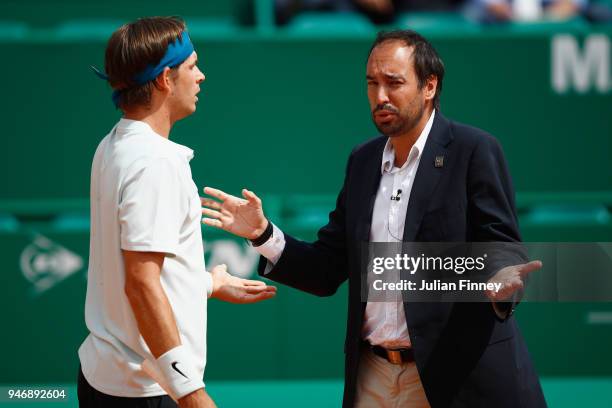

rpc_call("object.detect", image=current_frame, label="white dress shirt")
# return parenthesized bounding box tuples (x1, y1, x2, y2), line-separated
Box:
(256, 111, 436, 350)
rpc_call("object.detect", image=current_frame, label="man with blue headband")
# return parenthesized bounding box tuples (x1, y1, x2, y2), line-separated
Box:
(78, 17, 276, 408)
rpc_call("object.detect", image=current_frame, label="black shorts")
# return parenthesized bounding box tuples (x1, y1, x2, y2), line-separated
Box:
(77, 366, 178, 408)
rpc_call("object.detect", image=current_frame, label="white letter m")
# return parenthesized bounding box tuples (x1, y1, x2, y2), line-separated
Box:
(552, 34, 609, 93)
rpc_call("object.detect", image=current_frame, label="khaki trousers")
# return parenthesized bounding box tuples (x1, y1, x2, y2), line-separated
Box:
(354, 347, 431, 408)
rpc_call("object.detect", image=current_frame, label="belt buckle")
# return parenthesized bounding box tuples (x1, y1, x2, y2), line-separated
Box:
(386, 349, 403, 365)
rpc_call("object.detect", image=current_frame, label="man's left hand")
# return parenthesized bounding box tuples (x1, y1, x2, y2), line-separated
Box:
(486, 260, 542, 302)
(210, 264, 277, 303)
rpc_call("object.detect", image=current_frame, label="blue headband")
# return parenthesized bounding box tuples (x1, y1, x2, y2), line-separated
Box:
(92, 31, 195, 107)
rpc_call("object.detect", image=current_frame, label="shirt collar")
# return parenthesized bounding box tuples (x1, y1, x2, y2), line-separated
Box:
(380, 109, 436, 174)
(117, 118, 194, 162)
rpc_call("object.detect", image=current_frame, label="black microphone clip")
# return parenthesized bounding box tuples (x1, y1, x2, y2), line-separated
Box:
(390, 189, 403, 201)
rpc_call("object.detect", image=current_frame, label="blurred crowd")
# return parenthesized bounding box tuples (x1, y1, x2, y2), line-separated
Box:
(275, 0, 612, 25)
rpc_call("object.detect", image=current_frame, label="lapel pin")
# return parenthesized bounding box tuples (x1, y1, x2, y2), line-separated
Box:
(434, 155, 444, 168)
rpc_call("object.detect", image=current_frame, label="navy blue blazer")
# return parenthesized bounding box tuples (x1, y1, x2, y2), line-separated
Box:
(259, 113, 547, 408)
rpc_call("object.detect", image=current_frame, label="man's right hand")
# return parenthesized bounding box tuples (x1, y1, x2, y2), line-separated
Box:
(178, 388, 216, 408)
(201, 187, 268, 240)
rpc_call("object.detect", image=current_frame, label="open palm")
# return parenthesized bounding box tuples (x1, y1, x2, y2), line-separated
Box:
(201, 187, 268, 240)
(486, 260, 542, 301)
(209, 264, 276, 303)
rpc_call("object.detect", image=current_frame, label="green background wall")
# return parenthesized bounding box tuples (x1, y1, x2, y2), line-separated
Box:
(0, 1, 611, 392)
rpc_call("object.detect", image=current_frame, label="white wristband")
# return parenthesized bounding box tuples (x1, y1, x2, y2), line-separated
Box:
(156, 345, 204, 400)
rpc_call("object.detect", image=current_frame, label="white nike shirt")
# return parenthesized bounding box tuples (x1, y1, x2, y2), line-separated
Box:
(78, 119, 213, 397)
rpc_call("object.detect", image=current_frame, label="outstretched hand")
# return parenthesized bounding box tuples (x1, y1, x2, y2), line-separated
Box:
(209, 264, 276, 304)
(486, 260, 542, 301)
(201, 187, 268, 240)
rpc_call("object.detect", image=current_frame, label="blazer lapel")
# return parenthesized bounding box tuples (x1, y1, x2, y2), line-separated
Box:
(354, 138, 385, 321)
(356, 138, 386, 242)
(402, 113, 453, 241)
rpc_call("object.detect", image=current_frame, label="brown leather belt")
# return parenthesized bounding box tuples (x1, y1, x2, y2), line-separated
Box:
(365, 342, 415, 365)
